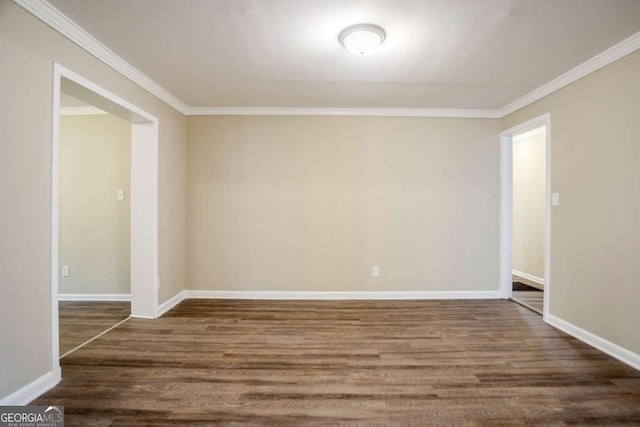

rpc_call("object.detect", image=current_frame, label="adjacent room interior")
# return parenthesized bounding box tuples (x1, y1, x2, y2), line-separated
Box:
(1, 0, 639, 425)
(511, 125, 547, 314)
(57, 89, 132, 357)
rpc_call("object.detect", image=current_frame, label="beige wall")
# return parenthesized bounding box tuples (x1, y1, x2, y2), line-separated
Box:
(187, 116, 501, 292)
(512, 130, 546, 280)
(503, 49, 640, 354)
(0, 1, 186, 398)
(59, 114, 131, 295)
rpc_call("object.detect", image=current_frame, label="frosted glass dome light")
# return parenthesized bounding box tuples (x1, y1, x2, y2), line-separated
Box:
(338, 24, 386, 56)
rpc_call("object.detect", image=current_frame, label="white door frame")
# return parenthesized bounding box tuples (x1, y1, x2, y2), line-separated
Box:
(499, 113, 552, 321)
(51, 63, 159, 376)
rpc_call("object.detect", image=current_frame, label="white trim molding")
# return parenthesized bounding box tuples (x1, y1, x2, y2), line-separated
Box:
(14, 0, 188, 114)
(498, 31, 640, 117)
(0, 370, 61, 405)
(157, 290, 186, 317)
(186, 107, 502, 118)
(55, 64, 159, 123)
(547, 314, 640, 372)
(512, 269, 545, 286)
(182, 290, 501, 300)
(58, 293, 131, 301)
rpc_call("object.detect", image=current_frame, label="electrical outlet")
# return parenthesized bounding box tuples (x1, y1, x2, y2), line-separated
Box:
(372, 266, 380, 278)
(61, 265, 70, 277)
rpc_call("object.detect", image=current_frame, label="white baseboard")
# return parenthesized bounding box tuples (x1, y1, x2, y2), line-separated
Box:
(157, 290, 186, 317)
(0, 370, 61, 405)
(547, 314, 640, 372)
(182, 290, 501, 300)
(58, 293, 131, 301)
(154, 290, 500, 317)
(512, 269, 545, 286)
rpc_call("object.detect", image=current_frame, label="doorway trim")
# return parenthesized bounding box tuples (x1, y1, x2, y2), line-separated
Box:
(51, 64, 159, 377)
(499, 113, 551, 321)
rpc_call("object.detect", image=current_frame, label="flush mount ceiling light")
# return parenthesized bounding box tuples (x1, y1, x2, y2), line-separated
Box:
(338, 23, 386, 56)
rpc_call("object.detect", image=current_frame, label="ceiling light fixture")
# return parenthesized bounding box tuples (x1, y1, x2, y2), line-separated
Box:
(338, 23, 386, 56)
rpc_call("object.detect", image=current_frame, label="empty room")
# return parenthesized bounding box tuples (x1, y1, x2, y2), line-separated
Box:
(1, 0, 640, 425)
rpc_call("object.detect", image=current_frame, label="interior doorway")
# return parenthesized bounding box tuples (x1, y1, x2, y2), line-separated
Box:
(57, 90, 133, 356)
(50, 64, 159, 376)
(511, 125, 547, 314)
(500, 114, 551, 320)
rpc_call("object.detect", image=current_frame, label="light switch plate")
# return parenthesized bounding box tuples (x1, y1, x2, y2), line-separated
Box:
(117, 189, 125, 201)
(552, 193, 560, 206)
(372, 266, 380, 278)
(61, 265, 70, 277)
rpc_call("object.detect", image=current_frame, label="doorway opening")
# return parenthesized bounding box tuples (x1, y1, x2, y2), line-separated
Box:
(57, 93, 132, 357)
(50, 64, 159, 377)
(500, 114, 551, 320)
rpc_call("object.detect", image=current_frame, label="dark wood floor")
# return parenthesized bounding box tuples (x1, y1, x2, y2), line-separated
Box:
(58, 301, 130, 356)
(37, 299, 640, 426)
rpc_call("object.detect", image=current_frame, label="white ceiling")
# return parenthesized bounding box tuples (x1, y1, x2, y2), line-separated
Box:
(48, 0, 640, 109)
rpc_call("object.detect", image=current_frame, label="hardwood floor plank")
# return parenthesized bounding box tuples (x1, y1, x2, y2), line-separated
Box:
(35, 299, 640, 426)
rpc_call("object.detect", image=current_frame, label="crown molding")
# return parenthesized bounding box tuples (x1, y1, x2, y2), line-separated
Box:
(498, 31, 640, 117)
(14, 0, 189, 115)
(14, 1, 640, 119)
(186, 107, 502, 118)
